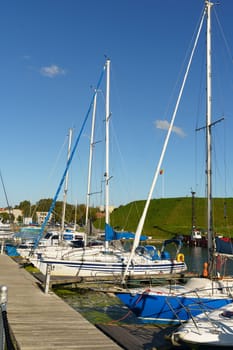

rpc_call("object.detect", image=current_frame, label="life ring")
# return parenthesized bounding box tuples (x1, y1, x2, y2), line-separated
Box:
(177, 253, 184, 262)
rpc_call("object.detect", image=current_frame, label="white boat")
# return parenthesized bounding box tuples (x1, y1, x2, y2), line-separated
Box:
(0, 230, 14, 239)
(171, 302, 233, 348)
(191, 229, 202, 241)
(13, 128, 86, 259)
(28, 59, 187, 278)
(31, 235, 186, 277)
(115, 0, 233, 324)
(0, 219, 13, 239)
(0, 218, 11, 231)
(15, 228, 85, 258)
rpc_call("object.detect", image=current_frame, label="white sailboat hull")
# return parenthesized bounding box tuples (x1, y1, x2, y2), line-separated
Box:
(0, 230, 14, 238)
(31, 254, 187, 277)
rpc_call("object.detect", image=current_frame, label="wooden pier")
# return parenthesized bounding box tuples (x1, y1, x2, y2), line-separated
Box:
(0, 254, 122, 350)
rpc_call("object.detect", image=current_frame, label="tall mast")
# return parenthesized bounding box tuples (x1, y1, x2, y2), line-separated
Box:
(61, 128, 73, 237)
(85, 90, 98, 228)
(191, 190, 196, 230)
(206, 0, 214, 275)
(105, 59, 110, 249)
(121, 11, 206, 283)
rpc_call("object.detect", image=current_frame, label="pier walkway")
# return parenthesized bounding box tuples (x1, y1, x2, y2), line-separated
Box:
(0, 254, 122, 350)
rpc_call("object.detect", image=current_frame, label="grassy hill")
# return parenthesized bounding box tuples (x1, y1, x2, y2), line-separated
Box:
(99, 197, 233, 240)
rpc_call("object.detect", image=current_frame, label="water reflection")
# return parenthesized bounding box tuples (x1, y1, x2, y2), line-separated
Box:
(182, 246, 233, 276)
(183, 246, 207, 274)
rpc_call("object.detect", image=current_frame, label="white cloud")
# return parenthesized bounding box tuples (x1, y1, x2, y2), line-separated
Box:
(22, 55, 31, 60)
(155, 120, 186, 137)
(40, 64, 66, 78)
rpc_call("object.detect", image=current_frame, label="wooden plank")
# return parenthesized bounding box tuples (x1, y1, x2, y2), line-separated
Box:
(0, 254, 122, 350)
(96, 324, 142, 350)
(95, 324, 181, 350)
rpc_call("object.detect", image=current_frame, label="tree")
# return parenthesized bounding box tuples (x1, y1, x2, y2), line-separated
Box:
(15, 198, 100, 227)
(18, 200, 31, 217)
(17, 215, 23, 224)
(36, 199, 53, 212)
(0, 212, 14, 223)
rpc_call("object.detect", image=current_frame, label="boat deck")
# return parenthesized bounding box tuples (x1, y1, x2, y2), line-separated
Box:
(0, 254, 122, 350)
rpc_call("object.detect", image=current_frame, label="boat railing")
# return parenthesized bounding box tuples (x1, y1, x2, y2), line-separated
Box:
(61, 246, 101, 260)
(165, 289, 221, 333)
(165, 296, 186, 324)
(165, 291, 206, 329)
(171, 284, 233, 298)
(189, 289, 223, 333)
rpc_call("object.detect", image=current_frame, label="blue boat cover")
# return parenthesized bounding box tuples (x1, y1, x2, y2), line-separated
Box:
(215, 237, 233, 255)
(105, 223, 148, 241)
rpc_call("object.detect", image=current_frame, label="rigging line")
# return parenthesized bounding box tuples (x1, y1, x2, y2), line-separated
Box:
(32, 132, 69, 221)
(214, 5, 233, 70)
(223, 118, 227, 198)
(163, 2, 205, 122)
(194, 37, 206, 199)
(194, 43, 205, 197)
(106, 56, 141, 222)
(122, 0, 207, 284)
(222, 118, 228, 228)
(213, 4, 233, 112)
(0, 170, 11, 216)
(32, 62, 106, 251)
(47, 134, 68, 182)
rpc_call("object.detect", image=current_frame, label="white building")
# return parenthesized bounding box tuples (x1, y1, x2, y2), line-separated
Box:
(36, 211, 53, 225)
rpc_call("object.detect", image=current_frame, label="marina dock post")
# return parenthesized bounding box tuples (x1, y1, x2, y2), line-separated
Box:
(0, 241, 4, 255)
(44, 263, 52, 294)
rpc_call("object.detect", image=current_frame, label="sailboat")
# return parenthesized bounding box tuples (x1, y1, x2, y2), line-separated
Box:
(15, 128, 85, 259)
(0, 217, 13, 239)
(0, 170, 14, 237)
(27, 59, 187, 278)
(115, 0, 233, 324)
(0, 219, 11, 231)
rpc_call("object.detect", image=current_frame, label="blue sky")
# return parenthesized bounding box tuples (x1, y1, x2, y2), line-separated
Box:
(1, 0, 233, 209)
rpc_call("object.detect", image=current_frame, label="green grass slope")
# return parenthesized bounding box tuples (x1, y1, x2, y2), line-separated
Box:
(106, 197, 233, 239)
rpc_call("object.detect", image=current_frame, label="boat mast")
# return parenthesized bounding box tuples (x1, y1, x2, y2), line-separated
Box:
(0, 170, 12, 222)
(85, 90, 98, 230)
(121, 11, 206, 283)
(105, 59, 110, 249)
(74, 200, 77, 231)
(60, 128, 73, 238)
(191, 190, 196, 231)
(206, 0, 215, 276)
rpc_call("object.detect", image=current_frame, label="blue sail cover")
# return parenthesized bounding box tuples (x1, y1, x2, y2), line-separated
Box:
(105, 223, 148, 241)
(161, 238, 183, 251)
(215, 237, 233, 255)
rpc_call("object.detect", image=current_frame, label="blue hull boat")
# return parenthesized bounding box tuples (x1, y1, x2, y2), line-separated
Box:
(116, 285, 233, 325)
(116, 237, 233, 324)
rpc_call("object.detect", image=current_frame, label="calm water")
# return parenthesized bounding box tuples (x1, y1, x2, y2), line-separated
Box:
(182, 245, 233, 275)
(55, 287, 141, 325)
